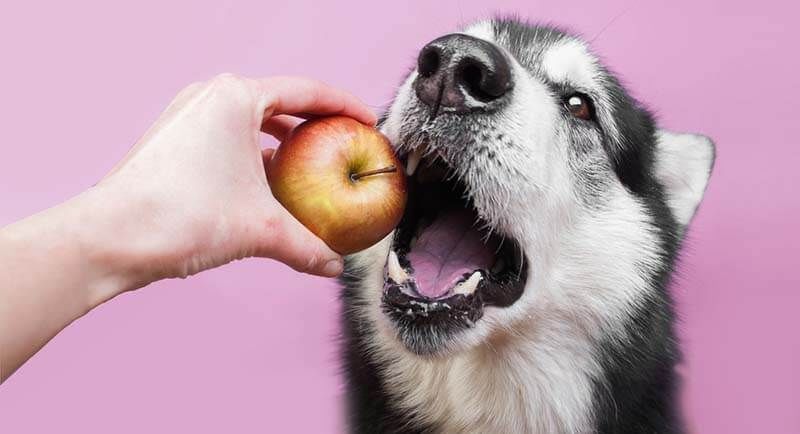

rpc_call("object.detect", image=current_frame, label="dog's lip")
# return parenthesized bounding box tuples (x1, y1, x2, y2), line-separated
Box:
(382, 282, 484, 324)
(382, 246, 527, 309)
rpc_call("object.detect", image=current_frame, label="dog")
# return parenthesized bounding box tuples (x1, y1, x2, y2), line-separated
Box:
(339, 17, 714, 434)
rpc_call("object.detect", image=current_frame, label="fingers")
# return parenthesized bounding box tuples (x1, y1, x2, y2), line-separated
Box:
(258, 207, 344, 277)
(258, 148, 342, 277)
(257, 76, 377, 126)
(261, 115, 303, 141)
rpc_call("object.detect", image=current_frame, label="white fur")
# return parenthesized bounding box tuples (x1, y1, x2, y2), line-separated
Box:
(655, 130, 715, 226)
(381, 71, 415, 150)
(458, 19, 494, 41)
(541, 40, 599, 92)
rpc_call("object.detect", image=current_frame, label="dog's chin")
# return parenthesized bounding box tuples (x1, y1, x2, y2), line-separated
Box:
(379, 146, 529, 357)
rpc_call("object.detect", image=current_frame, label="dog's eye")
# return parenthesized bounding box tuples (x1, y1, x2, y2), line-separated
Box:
(565, 93, 594, 121)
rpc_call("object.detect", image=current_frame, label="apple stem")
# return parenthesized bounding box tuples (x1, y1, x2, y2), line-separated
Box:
(350, 165, 397, 181)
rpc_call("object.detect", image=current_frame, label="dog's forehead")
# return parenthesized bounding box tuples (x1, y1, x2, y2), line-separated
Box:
(457, 19, 635, 150)
(540, 41, 600, 91)
(461, 20, 603, 92)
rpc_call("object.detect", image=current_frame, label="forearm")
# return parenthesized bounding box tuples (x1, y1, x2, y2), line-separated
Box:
(0, 187, 132, 382)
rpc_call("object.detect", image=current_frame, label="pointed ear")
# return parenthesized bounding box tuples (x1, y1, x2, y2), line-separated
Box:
(654, 130, 716, 226)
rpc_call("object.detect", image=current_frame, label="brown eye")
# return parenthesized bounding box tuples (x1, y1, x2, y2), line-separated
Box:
(565, 93, 594, 121)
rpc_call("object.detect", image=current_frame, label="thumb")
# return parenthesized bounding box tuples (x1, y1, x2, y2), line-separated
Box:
(259, 207, 344, 278)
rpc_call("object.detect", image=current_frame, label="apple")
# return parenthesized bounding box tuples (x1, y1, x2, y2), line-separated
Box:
(267, 116, 407, 255)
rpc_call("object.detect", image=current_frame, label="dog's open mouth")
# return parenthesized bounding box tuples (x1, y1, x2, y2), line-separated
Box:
(380, 146, 528, 353)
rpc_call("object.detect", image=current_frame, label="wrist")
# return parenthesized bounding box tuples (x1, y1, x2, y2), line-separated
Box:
(30, 185, 153, 310)
(68, 185, 163, 307)
(0, 189, 133, 317)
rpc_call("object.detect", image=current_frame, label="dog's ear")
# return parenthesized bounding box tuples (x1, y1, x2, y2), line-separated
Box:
(653, 130, 715, 226)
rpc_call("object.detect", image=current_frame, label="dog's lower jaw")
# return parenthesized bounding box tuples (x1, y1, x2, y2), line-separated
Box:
(343, 251, 598, 433)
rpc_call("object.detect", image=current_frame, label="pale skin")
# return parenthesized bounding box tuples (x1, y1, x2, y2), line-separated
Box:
(0, 74, 377, 383)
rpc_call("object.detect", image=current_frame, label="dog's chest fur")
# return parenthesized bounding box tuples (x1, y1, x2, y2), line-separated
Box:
(377, 317, 599, 433)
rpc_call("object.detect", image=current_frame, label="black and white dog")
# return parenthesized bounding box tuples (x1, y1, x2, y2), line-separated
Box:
(340, 18, 714, 433)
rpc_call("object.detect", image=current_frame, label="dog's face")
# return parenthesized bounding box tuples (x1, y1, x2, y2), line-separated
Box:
(348, 19, 714, 361)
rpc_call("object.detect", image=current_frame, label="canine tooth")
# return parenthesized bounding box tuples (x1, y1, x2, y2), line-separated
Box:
(453, 272, 482, 296)
(387, 251, 409, 283)
(405, 147, 423, 176)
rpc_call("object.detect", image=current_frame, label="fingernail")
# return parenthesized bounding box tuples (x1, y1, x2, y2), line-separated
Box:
(322, 258, 343, 276)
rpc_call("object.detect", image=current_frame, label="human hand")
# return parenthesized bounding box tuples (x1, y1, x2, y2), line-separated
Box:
(1, 74, 378, 381)
(88, 74, 376, 299)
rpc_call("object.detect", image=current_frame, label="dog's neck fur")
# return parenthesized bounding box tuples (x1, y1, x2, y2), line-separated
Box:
(371, 315, 599, 433)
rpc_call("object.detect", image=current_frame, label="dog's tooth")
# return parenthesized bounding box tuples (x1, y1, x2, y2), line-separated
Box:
(387, 250, 409, 284)
(406, 147, 423, 176)
(453, 271, 482, 296)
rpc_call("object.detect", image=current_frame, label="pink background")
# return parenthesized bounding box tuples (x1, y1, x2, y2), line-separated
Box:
(1, 0, 797, 432)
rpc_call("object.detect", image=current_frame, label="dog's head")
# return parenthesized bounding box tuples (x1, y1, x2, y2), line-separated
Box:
(345, 18, 714, 359)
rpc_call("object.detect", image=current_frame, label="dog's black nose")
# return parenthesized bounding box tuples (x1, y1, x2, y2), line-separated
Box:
(415, 33, 513, 114)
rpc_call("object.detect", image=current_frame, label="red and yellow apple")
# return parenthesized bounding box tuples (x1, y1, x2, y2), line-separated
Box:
(267, 116, 407, 255)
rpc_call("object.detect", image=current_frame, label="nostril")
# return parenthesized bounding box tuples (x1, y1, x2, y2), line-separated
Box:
(418, 47, 440, 78)
(456, 53, 512, 103)
(459, 61, 492, 101)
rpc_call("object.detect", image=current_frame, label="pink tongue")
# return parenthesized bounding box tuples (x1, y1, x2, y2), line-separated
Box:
(407, 210, 496, 299)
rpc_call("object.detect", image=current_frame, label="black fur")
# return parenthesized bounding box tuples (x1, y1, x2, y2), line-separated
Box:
(591, 112, 685, 434)
(340, 259, 439, 434)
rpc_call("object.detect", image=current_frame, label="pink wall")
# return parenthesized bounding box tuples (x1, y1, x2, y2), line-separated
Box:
(1, 0, 797, 432)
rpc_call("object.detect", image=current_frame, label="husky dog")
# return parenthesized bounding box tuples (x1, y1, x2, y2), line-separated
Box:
(340, 18, 714, 434)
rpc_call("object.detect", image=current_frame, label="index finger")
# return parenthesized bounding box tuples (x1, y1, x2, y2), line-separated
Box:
(256, 76, 377, 126)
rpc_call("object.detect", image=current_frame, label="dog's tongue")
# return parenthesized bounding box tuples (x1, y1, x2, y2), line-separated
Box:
(407, 210, 495, 299)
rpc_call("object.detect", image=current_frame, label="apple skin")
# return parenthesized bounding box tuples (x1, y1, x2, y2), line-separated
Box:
(267, 116, 407, 255)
